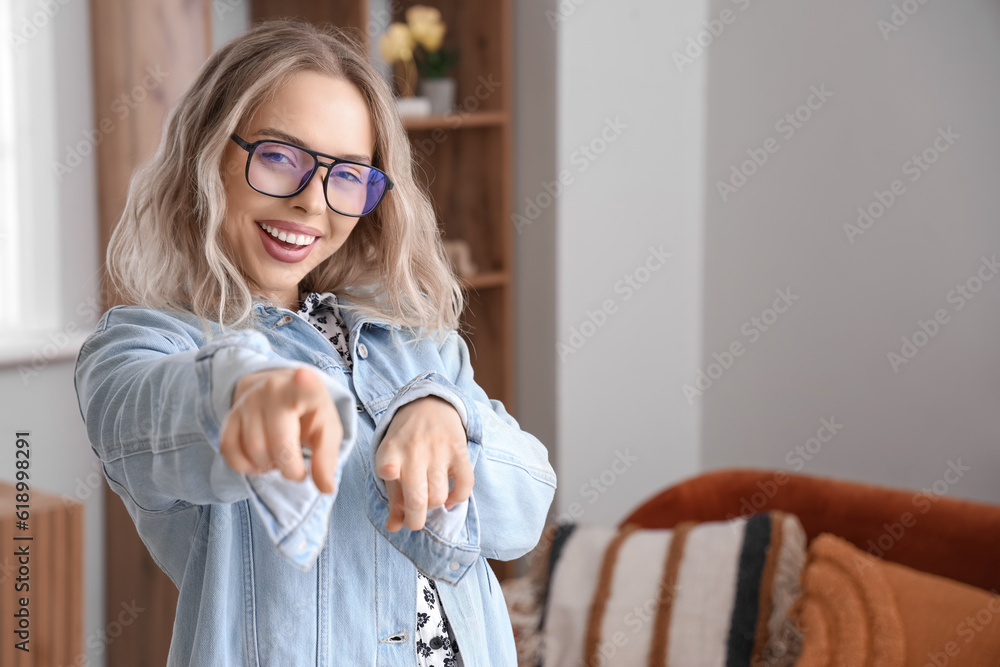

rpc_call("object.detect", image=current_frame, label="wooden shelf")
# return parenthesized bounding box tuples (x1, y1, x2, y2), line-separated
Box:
(402, 110, 507, 131)
(461, 270, 509, 291)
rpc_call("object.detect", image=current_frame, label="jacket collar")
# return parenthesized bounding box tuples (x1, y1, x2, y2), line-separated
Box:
(250, 291, 396, 333)
(333, 292, 396, 333)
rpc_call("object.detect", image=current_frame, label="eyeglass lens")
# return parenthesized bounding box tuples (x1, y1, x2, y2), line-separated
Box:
(248, 141, 388, 216)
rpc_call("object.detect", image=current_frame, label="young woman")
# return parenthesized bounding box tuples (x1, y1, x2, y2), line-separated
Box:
(74, 20, 556, 666)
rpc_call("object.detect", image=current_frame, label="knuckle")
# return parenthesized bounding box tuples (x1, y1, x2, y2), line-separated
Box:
(259, 375, 282, 395)
(273, 445, 299, 467)
(403, 488, 427, 509)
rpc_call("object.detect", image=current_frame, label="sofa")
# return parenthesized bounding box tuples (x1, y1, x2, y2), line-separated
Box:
(502, 469, 1000, 666)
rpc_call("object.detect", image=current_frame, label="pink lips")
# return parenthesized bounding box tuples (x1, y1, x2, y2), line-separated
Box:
(256, 221, 320, 263)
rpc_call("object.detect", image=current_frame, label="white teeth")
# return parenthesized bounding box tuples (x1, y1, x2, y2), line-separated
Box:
(259, 222, 315, 246)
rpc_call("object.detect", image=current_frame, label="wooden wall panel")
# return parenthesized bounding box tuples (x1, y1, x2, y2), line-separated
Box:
(251, 0, 371, 44)
(0, 482, 83, 666)
(89, 1, 212, 664)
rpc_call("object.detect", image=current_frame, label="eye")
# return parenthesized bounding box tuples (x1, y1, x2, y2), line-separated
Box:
(331, 165, 365, 185)
(336, 170, 362, 184)
(256, 143, 299, 169)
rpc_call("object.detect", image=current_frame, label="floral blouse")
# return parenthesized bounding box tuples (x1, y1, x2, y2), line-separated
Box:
(296, 292, 464, 667)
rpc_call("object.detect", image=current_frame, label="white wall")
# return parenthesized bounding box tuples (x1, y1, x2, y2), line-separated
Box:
(513, 0, 559, 503)
(0, 0, 105, 665)
(516, 0, 708, 525)
(700, 0, 1000, 504)
(517, 0, 1000, 527)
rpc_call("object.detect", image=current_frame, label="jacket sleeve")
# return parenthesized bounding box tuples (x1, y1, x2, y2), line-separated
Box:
(73, 306, 358, 571)
(365, 329, 557, 584)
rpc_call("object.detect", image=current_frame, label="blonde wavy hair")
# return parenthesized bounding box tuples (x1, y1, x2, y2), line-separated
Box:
(107, 20, 464, 342)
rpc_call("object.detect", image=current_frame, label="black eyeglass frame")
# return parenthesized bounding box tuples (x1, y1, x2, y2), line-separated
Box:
(230, 133, 394, 217)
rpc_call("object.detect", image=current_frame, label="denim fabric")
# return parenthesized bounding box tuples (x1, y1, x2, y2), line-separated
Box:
(73, 296, 557, 666)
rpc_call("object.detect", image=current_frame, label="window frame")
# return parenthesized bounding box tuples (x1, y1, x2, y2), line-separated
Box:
(0, 1, 78, 365)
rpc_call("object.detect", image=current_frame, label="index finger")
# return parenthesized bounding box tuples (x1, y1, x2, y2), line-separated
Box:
(445, 459, 474, 510)
(301, 400, 343, 494)
(302, 411, 344, 493)
(290, 367, 342, 494)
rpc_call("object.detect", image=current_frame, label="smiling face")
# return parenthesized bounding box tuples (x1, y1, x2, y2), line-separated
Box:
(220, 70, 376, 311)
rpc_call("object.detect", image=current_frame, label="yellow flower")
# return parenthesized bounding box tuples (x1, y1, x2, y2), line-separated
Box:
(406, 5, 447, 52)
(379, 23, 414, 63)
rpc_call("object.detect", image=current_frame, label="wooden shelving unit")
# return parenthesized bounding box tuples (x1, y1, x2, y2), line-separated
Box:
(252, 0, 516, 413)
(401, 110, 507, 130)
(252, 0, 517, 588)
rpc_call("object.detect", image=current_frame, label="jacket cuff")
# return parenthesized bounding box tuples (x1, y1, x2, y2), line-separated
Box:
(195, 330, 289, 441)
(195, 329, 359, 571)
(366, 370, 484, 583)
(369, 370, 483, 450)
(243, 468, 335, 571)
(366, 483, 481, 585)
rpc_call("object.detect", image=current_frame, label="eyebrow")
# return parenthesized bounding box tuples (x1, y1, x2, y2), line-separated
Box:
(253, 127, 373, 164)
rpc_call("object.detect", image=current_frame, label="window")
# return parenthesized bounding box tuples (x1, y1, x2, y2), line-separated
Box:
(0, 1, 63, 340)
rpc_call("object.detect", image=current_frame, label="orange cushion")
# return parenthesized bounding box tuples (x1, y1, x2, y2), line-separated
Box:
(795, 533, 1000, 666)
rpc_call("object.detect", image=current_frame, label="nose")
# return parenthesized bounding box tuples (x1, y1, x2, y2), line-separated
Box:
(290, 163, 330, 215)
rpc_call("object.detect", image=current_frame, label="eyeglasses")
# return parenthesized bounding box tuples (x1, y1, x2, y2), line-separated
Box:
(230, 133, 393, 217)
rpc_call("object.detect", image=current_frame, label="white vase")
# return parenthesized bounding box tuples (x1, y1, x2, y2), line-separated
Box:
(419, 78, 456, 116)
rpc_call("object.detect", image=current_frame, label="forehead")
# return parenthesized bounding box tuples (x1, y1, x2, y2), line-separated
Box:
(245, 70, 374, 161)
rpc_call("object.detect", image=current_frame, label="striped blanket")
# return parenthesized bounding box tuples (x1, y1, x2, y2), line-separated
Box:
(506, 512, 806, 667)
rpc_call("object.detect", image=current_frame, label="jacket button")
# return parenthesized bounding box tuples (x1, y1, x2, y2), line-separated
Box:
(357, 343, 368, 359)
(449, 561, 460, 571)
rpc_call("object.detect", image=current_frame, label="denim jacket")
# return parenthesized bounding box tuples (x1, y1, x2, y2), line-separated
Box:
(73, 296, 557, 666)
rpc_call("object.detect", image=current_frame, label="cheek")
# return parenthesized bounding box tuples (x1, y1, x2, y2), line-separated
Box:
(220, 151, 246, 191)
(337, 217, 362, 239)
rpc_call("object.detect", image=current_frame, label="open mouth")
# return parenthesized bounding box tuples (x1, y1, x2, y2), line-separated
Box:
(257, 221, 317, 248)
(255, 221, 319, 263)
